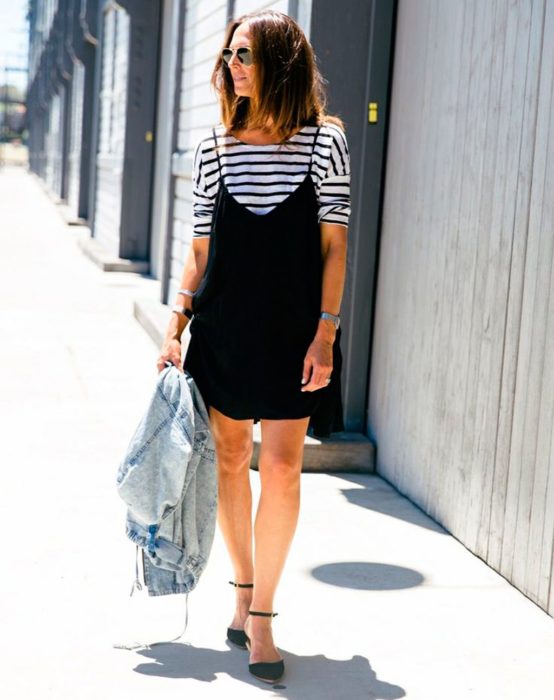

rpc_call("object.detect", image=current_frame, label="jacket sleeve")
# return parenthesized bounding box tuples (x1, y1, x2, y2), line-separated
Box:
(115, 368, 194, 527)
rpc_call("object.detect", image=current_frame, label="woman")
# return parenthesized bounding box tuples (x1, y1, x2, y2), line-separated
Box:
(157, 9, 350, 683)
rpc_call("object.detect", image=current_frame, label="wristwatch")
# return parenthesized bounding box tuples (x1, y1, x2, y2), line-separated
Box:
(320, 311, 340, 329)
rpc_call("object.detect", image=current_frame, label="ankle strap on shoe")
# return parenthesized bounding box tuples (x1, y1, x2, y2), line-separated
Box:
(229, 580, 254, 588)
(248, 610, 278, 617)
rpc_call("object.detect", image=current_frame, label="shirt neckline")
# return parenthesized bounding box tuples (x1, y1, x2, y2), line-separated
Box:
(225, 124, 312, 146)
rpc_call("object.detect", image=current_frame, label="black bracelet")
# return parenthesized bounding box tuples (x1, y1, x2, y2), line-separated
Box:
(172, 304, 193, 319)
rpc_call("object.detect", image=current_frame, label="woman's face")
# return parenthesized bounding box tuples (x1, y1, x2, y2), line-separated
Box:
(226, 22, 255, 98)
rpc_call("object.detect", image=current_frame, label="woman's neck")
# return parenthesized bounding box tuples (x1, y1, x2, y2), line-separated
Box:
(232, 119, 300, 145)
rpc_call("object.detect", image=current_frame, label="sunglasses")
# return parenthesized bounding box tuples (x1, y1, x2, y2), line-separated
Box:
(221, 47, 254, 66)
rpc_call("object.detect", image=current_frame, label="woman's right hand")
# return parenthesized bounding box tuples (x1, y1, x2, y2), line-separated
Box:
(156, 339, 184, 374)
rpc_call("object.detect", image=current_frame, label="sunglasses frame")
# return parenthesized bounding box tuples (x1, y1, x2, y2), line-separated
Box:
(221, 47, 254, 66)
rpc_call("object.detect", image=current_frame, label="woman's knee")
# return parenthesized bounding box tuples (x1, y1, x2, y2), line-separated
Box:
(216, 438, 254, 474)
(208, 407, 253, 473)
(257, 417, 307, 485)
(258, 454, 302, 486)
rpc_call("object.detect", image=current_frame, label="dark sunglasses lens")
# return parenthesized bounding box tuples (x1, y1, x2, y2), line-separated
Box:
(222, 48, 253, 66)
(237, 48, 253, 66)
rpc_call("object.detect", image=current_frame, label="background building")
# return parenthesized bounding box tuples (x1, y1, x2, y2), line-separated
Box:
(26, 0, 554, 618)
(0, 0, 28, 165)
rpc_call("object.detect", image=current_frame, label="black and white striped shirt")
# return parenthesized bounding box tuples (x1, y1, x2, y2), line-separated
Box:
(192, 122, 350, 237)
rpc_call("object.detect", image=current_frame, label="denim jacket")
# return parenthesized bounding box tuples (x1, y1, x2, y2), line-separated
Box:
(115, 362, 217, 598)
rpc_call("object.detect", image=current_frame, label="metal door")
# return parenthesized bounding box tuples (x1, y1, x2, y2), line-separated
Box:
(93, 4, 130, 257)
(67, 61, 85, 219)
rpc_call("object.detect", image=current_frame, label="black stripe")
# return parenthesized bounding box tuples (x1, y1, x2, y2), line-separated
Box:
(330, 130, 348, 174)
(202, 162, 325, 179)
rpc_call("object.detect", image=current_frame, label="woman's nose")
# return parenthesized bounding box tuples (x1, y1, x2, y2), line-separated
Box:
(228, 51, 241, 67)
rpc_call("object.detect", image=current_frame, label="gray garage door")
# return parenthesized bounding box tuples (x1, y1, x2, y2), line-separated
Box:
(93, 4, 130, 256)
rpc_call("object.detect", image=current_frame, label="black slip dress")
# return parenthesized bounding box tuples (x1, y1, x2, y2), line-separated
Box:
(183, 124, 344, 438)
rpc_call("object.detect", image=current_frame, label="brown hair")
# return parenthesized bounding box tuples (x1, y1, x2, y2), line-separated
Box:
(211, 9, 345, 144)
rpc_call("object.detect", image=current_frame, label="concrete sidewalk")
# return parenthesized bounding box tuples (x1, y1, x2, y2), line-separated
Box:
(1, 166, 553, 699)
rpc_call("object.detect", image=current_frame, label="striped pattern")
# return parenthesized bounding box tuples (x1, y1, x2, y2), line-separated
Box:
(192, 122, 350, 237)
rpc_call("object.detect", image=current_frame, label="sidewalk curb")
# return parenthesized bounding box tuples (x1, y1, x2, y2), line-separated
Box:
(77, 235, 150, 273)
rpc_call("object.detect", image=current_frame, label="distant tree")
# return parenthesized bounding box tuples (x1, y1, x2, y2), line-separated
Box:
(0, 84, 27, 142)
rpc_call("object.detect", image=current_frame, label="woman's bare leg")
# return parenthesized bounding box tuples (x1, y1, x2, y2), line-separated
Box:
(245, 416, 310, 663)
(208, 405, 255, 630)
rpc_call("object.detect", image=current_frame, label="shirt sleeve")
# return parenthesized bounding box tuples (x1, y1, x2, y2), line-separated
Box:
(318, 125, 351, 228)
(192, 139, 216, 237)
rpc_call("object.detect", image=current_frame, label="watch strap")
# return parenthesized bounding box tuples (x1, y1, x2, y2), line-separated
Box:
(320, 311, 340, 329)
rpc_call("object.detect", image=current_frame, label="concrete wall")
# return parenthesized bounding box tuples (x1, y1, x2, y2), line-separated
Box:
(369, 0, 554, 615)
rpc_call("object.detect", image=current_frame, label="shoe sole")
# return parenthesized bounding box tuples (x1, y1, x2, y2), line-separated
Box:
(248, 670, 284, 683)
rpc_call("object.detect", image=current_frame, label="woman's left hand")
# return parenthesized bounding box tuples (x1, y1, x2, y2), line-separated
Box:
(301, 336, 333, 392)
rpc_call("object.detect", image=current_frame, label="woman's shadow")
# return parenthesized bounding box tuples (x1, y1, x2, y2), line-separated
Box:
(128, 640, 405, 699)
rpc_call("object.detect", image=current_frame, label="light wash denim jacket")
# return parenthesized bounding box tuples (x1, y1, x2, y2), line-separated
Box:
(115, 362, 217, 598)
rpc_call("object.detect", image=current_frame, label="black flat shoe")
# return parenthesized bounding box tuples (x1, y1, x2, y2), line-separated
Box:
(245, 609, 285, 683)
(226, 581, 254, 649)
(227, 627, 249, 648)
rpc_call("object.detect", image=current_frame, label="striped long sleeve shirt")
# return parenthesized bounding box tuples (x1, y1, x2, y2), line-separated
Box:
(191, 122, 351, 237)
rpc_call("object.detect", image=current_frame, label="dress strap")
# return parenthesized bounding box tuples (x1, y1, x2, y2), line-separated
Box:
(309, 123, 322, 171)
(212, 126, 223, 183)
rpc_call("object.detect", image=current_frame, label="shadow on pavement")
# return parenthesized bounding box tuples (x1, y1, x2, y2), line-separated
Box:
(128, 641, 405, 699)
(312, 561, 424, 590)
(336, 474, 447, 534)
